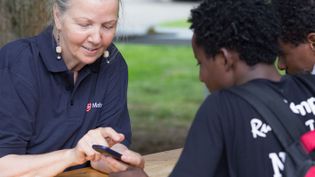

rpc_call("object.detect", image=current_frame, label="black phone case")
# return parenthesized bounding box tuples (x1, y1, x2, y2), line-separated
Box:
(92, 145, 122, 160)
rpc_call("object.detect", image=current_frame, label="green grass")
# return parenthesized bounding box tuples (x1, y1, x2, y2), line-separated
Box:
(116, 44, 285, 127)
(116, 44, 204, 126)
(115, 43, 204, 153)
(159, 19, 190, 28)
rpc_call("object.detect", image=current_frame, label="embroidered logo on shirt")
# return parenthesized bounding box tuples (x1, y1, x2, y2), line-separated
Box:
(250, 118, 272, 138)
(86, 102, 103, 112)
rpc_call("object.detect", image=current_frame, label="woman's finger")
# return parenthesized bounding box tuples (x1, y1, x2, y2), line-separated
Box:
(121, 150, 144, 168)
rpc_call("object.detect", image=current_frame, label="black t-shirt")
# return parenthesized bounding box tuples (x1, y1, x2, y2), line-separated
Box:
(170, 76, 315, 177)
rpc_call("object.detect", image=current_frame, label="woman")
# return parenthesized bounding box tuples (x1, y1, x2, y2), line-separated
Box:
(0, 0, 143, 176)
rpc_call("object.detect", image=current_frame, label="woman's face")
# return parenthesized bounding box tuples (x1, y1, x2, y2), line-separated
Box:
(54, 0, 119, 66)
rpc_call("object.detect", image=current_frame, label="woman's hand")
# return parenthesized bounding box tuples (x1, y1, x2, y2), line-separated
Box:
(70, 127, 125, 166)
(120, 147, 145, 169)
(91, 143, 144, 173)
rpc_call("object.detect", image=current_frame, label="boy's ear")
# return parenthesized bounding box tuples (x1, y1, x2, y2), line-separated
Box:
(307, 33, 315, 51)
(219, 48, 236, 71)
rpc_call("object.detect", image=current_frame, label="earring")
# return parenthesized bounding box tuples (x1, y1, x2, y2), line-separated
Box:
(104, 50, 109, 58)
(104, 50, 110, 63)
(56, 32, 62, 60)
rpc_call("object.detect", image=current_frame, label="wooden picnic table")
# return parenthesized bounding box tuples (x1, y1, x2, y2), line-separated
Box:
(56, 148, 182, 177)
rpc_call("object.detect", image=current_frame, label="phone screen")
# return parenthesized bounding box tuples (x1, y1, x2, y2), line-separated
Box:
(92, 144, 122, 161)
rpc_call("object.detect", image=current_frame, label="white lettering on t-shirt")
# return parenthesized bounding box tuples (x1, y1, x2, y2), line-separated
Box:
(269, 152, 286, 177)
(290, 97, 315, 116)
(305, 119, 315, 130)
(250, 118, 272, 138)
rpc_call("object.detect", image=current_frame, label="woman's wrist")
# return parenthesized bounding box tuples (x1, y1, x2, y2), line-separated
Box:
(64, 148, 85, 166)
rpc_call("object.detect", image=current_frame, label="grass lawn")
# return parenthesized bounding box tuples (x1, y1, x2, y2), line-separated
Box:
(159, 19, 190, 28)
(116, 43, 204, 154)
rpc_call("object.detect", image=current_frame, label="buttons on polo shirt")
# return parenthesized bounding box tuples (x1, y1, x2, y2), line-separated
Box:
(70, 99, 74, 106)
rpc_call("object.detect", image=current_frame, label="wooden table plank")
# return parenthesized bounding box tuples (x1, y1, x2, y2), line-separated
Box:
(57, 168, 108, 177)
(143, 148, 182, 177)
(56, 148, 182, 177)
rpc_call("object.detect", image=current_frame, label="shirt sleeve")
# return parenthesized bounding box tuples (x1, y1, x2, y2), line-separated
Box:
(169, 94, 225, 177)
(0, 42, 39, 157)
(97, 48, 131, 147)
(0, 69, 37, 157)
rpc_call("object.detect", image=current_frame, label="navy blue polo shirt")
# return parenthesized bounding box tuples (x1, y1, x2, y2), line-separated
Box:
(0, 27, 131, 159)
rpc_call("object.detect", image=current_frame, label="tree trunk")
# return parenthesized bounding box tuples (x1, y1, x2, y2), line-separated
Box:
(0, 0, 50, 47)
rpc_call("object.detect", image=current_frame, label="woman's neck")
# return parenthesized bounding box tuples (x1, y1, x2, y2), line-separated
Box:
(63, 56, 85, 72)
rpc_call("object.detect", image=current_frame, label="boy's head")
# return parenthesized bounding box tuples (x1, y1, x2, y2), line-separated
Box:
(274, 0, 315, 74)
(189, 0, 280, 91)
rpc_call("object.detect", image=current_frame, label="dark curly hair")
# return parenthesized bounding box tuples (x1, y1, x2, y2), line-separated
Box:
(273, 0, 315, 45)
(189, 0, 280, 66)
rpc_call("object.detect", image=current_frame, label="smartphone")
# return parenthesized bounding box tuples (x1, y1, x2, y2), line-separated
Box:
(92, 144, 122, 161)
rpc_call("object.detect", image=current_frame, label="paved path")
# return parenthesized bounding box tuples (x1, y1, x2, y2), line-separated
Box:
(117, 0, 198, 36)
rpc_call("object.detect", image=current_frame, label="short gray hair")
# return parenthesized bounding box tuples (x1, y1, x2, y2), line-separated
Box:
(54, 0, 70, 14)
(52, 0, 121, 15)
(49, 0, 122, 26)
